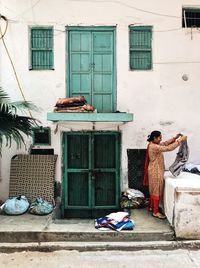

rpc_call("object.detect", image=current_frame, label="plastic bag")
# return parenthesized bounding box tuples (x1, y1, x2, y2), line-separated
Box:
(3, 196, 29, 215)
(29, 197, 53, 215)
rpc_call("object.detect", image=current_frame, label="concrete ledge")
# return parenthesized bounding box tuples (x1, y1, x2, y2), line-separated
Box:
(0, 240, 200, 253)
(0, 230, 174, 243)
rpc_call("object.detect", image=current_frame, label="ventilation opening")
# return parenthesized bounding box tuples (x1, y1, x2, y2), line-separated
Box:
(32, 127, 51, 146)
(182, 8, 200, 27)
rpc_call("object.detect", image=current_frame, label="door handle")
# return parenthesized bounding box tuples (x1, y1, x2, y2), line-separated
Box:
(91, 171, 96, 181)
(89, 63, 95, 69)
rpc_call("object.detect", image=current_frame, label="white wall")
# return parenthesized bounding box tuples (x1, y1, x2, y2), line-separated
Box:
(0, 0, 200, 201)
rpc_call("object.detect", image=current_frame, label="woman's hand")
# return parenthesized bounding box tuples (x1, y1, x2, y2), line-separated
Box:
(181, 135, 187, 142)
(177, 135, 187, 143)
(174, 133, 183, 139)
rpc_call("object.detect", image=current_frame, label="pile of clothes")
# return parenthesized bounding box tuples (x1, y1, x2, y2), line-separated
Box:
(183, 163, 200, 175)
(54, 96, 95, 113)
(120, 188, 149, 209)
(95, 211, 134, 232)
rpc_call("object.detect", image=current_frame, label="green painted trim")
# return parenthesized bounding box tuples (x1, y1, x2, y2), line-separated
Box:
(66, 26, 116, 31)
(129, 25, 153, 31)
(47, 112, 133, 122)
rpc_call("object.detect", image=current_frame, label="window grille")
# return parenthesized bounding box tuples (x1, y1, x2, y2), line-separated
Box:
(182, 8, 200, 28)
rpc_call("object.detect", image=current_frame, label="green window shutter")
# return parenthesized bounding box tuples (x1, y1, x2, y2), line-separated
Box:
(30, 27, 54, 70)
(129, 26, 152, 70)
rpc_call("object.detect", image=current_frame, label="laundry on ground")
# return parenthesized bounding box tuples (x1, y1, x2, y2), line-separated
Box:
(95, 211, 135, 231)
(120, 188, 149, 209)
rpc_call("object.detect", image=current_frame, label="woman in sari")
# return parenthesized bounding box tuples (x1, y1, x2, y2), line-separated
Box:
(143, 131, 187, 219)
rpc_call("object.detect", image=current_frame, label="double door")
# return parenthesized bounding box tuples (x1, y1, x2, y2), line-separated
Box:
(62, 132, 120, 218)
(67, 27, 116, 112)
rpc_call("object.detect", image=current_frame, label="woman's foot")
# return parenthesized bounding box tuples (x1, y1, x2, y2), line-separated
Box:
(152, 212, 166, 219)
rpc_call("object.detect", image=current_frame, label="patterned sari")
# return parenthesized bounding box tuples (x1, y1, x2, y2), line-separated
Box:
(144, 138, 179, 214)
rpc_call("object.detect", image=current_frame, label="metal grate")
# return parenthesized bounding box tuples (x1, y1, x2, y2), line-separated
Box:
(127, 149, 149, 197)
(182, 8, 200, 27)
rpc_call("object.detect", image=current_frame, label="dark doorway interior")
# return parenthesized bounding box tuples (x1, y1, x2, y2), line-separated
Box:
(127, 149, 149, 198)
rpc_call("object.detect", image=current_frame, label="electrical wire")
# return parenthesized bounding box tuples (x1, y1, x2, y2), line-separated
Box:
(0, 15, 33, 118)
(64, 0, 181, 18)
(0, 15, 8, 38)
(12, 0, 41, 19)
(1, 0, 200, 33)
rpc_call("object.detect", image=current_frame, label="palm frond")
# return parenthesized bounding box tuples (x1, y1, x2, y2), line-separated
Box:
(11, 101, 40, 113)
(0, 87, 39, 152)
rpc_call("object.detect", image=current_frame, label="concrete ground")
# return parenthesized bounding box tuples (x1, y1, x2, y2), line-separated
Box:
(0, 249, 200, 268)
(0, 208, 174, 243)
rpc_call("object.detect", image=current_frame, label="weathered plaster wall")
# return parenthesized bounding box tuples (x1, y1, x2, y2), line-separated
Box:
(0, 0, 200, 200)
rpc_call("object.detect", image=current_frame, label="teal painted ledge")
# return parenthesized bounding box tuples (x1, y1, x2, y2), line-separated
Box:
(47, 112, 133, 122)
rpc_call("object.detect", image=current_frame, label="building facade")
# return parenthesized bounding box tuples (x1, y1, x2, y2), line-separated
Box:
(0, 0, 200, 217)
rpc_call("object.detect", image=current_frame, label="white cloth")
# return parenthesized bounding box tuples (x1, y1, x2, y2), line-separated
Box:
(106, 212, 129, 222)
(126, 188, 144, 199)
(164, 171, 200, 225)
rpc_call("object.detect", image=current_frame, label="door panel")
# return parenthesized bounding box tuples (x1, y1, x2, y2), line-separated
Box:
(67, 134, 89, 169)
(69, 32, 92, 103)
(68, 28, 115, 112)
(68, 172, 89, 206)
(92, 32, 113, 112)
(94, 134, 116, 168)
(93, 133, 118, 208)
(94, 172, 116, 206)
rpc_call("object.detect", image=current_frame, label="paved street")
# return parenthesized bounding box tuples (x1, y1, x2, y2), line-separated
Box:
(0, 249, 200, 268)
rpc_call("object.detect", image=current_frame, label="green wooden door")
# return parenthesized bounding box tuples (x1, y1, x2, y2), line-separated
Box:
(63, 132, 120, 218)
(68, 27, 116, 112)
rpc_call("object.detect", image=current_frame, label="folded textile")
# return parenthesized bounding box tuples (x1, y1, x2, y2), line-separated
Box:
(106, 211, 129, 222)
(56, 96, 86, 106)
(120, 188, 148, 209)
(55, 101, 86, 108)
(54, 104, 95, 113)
(95, 211, 135, 232)
(126, 188, 144, 199)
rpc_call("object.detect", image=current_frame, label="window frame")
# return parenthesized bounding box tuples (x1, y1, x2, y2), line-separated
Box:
(29, 26, 54, 70)
(129, 25, 153, 71)
(182, 7, 200, 28)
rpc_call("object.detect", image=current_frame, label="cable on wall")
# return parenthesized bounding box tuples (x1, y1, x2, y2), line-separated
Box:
(0, 15, 33, 118)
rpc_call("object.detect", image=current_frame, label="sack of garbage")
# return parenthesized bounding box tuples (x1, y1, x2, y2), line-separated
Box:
(2, 196, 29, 215)
(29, 197, 53, 215)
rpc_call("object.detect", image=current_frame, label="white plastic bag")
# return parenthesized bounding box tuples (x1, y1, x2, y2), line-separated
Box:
(3, 196, 29, 215)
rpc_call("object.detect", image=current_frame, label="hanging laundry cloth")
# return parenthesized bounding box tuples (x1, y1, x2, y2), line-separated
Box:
(169, 141, 189, 177)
